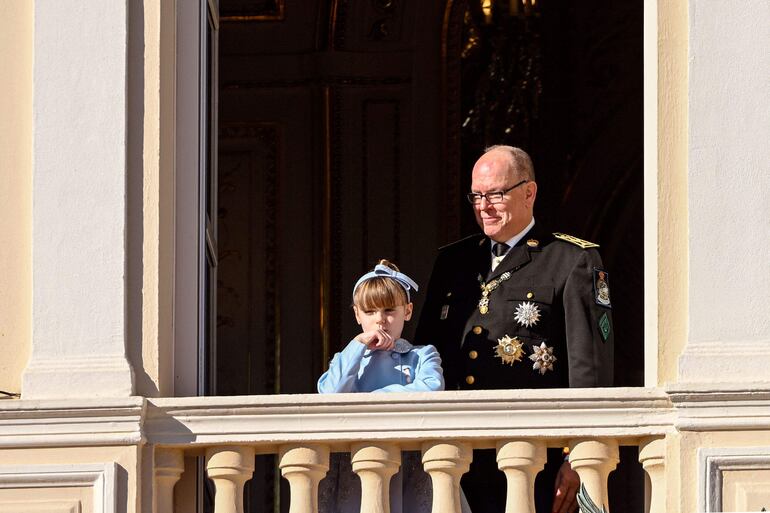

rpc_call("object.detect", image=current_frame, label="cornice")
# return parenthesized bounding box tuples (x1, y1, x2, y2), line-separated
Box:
(667, 382, 770, 431)
(0, 397, 145, 448)
(2, 385, 766, 450)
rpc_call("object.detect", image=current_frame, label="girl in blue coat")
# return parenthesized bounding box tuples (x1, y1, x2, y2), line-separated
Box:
(318, 260, 444, 394)
(318, 260, 470, 513)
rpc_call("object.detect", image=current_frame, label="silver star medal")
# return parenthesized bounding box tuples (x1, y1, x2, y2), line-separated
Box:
(514, 301, 541, 327)
(529, 342, 557, 374)
(494, 335, 524, 365)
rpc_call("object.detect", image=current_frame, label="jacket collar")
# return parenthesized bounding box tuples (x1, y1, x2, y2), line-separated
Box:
(483, 223, 546, 281)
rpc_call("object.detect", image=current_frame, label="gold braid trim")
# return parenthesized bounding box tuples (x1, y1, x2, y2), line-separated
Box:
(553, 232, 600, 249)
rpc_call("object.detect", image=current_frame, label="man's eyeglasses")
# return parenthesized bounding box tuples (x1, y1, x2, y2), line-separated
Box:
(466, 179, 528, 205)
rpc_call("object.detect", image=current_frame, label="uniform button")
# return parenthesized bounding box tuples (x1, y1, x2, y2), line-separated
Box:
(468, 350, 478, 359)
(526, 292, 534, 299)
(391, 353, 399, 360)
(472, 326, 483, 335)
(465, 375, 475, 385)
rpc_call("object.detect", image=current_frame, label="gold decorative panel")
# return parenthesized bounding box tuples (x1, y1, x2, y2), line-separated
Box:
(221, 0, 285, 21)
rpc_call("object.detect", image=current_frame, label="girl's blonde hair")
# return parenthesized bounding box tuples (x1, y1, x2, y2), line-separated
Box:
(353, 259, 410, 310)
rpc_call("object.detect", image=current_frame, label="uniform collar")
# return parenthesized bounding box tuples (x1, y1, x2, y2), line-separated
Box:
(484, 221, 545, 281)
(489, 217, 536, 257)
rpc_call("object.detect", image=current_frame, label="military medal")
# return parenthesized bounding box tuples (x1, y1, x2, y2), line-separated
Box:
(593, 268, 611, 308)
(529, 342, 557, 374)
(494, 335, 524, 365)
(478, 271, 512, 315)
(514, 301, 541, 327)
(598, 312, 611, 342)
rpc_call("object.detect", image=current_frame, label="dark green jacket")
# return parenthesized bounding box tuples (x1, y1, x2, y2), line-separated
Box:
(415, 223, 614, 390)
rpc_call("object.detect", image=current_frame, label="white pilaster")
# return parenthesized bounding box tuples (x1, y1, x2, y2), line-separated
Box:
(679, 0, 770, 384)
(23, 0, 134, 398)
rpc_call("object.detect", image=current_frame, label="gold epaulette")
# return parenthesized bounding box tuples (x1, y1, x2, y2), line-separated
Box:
(552, 232, 600, 249)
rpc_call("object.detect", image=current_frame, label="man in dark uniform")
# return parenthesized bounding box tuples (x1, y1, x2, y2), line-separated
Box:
(414, 145, 614, 513)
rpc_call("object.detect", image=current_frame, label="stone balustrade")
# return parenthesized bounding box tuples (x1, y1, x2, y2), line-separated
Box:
(144, 387, 674, 513)
(5, 385, 769, 513)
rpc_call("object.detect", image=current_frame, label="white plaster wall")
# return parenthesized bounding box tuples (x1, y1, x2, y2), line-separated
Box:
(32, 0, 126, 351)
(24, 0, 133, 398)
(684, 0, 770, 380)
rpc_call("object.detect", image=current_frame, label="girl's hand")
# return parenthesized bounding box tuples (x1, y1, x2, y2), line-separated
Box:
(355, 329, 395, 351)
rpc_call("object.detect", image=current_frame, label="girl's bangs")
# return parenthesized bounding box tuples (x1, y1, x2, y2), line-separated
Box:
(354, 278, 408, 310)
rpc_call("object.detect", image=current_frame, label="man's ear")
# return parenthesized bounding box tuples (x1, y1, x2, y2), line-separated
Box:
(525, 181, 538, 206)
(404, 303, 413, 321)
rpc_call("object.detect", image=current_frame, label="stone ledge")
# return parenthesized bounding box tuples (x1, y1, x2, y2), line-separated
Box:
(0, 397, 145, 448)
(3, 385, 766, 450)
(668, 383, 770, 431)
(146, 388, 674, 449)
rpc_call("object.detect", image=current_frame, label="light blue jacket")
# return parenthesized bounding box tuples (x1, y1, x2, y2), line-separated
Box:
(317, 340, 445, 393)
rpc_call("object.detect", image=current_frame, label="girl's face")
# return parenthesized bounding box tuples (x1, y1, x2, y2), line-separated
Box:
(354, 303, 413, 340)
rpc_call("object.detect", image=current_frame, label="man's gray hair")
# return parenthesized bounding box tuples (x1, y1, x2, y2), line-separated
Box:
(484, 145, 536, 182)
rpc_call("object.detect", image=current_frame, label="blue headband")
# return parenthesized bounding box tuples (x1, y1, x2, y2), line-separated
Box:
(352, 264, 419, 302)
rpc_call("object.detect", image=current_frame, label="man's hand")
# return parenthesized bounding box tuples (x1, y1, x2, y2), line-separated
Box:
(552, 460, 580, 513)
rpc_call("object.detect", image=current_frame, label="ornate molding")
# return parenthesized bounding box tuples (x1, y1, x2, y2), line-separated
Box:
(220, 0, 285, 22)
(441, 0, 465, 243)
(0, 463, 118, 513)
(0, 398, 144, 448)
(3, 386, 770, 454)
(218, 123, 280, 394)
(330, 0, 349, 49)
(219, 122, 279, 140)
(668, 383, 770, 431)
(698, 446, 770, 512)
(221, 76, 411, 91)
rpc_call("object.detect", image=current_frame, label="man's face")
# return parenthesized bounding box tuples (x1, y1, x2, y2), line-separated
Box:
(470, 151, 537, 242)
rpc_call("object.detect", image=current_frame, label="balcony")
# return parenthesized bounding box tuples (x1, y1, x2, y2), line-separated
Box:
(145, 387, 673, 513)
(5, 382, 770, 512)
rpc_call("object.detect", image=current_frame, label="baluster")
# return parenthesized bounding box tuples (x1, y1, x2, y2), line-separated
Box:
(497, 440, 546, 513)
(421, 441, 472, 513)
(206, 446, 255, 513)
(639, 437, 666, 513)
(279, 444, 330, 513)
(154, 448, 185, 513)
(351, 443, 401, 513)
(568, 439, 619, 512)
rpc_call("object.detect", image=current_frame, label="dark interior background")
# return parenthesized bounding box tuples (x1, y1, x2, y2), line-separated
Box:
(214, 1, 644, 511)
